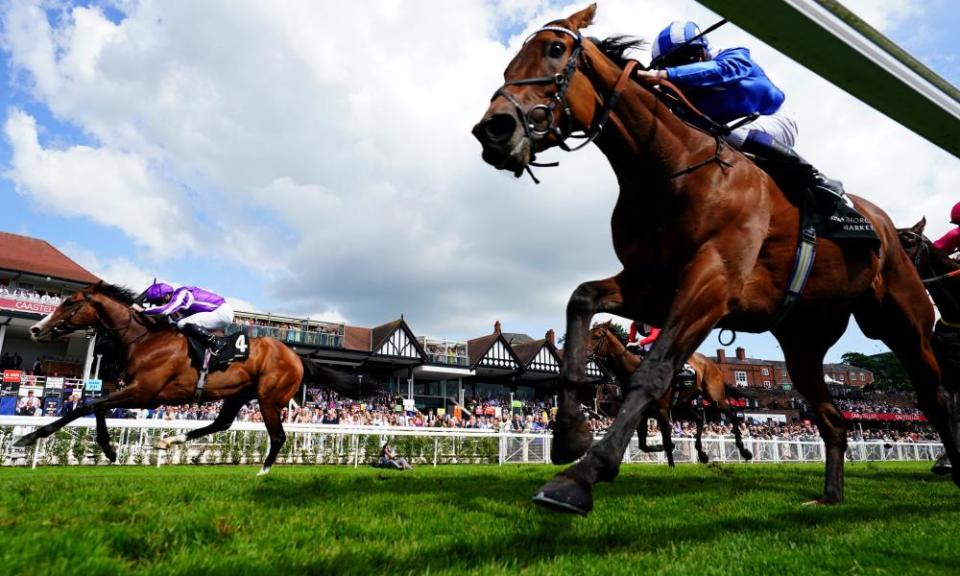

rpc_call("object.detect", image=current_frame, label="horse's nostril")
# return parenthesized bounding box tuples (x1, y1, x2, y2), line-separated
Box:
(30, 327, 39, 334)
(482, 114, 517, 144)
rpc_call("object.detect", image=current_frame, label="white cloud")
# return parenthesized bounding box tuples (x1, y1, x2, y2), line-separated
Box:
(1, 0, 956, 358)
(3, 108, 195, 258)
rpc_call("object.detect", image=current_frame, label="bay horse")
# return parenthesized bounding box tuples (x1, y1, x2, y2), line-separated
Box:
(17, 283, 366, 475)
(898, 218, 960, 473)
(473, 4, 959, 514)
(586, 322, 752, 465)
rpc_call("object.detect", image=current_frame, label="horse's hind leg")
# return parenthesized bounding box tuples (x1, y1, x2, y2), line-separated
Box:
(257, 403, 287, 476)
(157, 394, 252, 450)
(855, 287, 960, 488)
(95, 409, 117, 462)
(777, 318, 849, 504)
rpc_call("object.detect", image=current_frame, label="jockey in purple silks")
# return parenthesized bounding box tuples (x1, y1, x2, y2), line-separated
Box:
(142, 282, 234, 356)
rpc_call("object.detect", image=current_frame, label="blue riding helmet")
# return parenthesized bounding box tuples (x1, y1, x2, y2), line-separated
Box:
(651, 20, 709, 62)
(144, 282, 174, 302)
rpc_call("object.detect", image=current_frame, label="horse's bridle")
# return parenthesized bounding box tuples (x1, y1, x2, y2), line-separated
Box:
(50, 292, 149, 345)
(587, 327, 629, 367)
(491, 26, 637, 182)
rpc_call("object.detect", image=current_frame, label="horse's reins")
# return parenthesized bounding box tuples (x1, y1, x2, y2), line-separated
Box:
(493, 24, 735, 184)
(81, 291, 151, 346)
(491, 26, 637, 184)
(904, 231, 960, 328)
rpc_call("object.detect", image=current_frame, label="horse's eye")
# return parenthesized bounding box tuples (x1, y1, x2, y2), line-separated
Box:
(548, 41, 565, 58)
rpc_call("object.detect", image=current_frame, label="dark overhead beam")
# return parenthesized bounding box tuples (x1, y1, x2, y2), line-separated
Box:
(696, 0, 960, 158)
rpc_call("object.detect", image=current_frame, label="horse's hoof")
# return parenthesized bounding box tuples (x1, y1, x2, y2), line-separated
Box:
(550, 420, 593, 465)
(256, 466, 271, 477)
(155, 440, 169, 451)
(532, 475, 593, 516)
(741, 449, 753, 461)
(698, 452, 710, 464)
(931, 454, 951, 476)
(802, 496, 841, 506)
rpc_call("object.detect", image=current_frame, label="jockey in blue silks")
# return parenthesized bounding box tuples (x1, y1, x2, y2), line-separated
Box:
(142, 282, 234, 356)
(636, 20, 845, 205)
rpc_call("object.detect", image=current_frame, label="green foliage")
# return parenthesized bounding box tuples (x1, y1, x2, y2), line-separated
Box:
(0, 463, 957, 575)
(606, 321, 630, 345)
(841, 351, 910, 391)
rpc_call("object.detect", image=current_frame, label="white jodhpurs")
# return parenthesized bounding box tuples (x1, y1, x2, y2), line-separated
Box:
(725, 112, 798, 149)
(176, 302, 234, 333)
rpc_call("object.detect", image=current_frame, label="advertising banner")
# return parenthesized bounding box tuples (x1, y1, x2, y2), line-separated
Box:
(0, 297, 57, 316)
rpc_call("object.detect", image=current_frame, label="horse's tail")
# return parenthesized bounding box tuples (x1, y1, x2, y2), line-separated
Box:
(298, 356, 380, 399)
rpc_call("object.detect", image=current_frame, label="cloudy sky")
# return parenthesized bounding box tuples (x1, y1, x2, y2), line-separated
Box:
(1, 0, 958, 361)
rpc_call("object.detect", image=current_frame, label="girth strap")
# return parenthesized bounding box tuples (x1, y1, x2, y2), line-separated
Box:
(772, 224, 818, 326)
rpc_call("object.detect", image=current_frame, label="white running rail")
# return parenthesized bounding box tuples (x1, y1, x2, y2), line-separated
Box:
(0, 416, 944, 468)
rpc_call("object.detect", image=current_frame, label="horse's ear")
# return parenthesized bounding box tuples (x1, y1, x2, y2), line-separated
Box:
(912, 217, 927, 235)
(566, 3, 597, 31)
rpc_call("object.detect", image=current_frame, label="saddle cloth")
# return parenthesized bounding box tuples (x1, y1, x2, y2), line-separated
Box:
(185, 328, 251, 374)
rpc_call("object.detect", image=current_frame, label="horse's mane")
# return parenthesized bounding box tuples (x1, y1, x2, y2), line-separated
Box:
(923, 235, 960, 272)
(89, 282, 140, 305)
(591, 35, 648, 70)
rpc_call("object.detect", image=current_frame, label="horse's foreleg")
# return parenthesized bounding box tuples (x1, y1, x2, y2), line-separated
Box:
(636, 412, 662, 452)
(716, 398, 752, 460)
(15, 400, 103, 446)
(535, 255, 729, 514)
(554, 273, 636, 465)
(693, 397, 709, 464)
(657, 409, 675, 467)
(95, 409, 117, 463)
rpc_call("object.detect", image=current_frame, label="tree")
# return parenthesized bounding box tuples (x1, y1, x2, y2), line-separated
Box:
(841, 351, 910, 391)
(606, 322, 630, 345)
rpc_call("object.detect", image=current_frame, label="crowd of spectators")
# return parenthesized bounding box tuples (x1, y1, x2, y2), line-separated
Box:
(0, 286, 63, 305)
(835, 398, 924, 417)
(121, 391, 940, 444)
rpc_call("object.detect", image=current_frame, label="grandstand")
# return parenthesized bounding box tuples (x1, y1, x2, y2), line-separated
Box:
(0, 231, 932, 441)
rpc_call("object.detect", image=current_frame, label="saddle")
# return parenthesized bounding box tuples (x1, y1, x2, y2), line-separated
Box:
(183, 327, 251, 404)
(750, 157, 879, 246)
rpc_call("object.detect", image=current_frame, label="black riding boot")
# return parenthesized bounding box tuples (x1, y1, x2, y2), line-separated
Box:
(740, 130, 845, 207)
(180, 323, 224, 357)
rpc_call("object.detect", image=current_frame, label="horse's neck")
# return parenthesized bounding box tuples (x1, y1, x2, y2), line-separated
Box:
(97, 297, 149, 349)
(581, 44, 713, 188)
(924, 243, 960, 322)
(607, 336, 640, 380)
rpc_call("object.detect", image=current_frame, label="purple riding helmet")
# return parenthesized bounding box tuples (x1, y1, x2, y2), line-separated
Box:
(144, 282, 174, 303)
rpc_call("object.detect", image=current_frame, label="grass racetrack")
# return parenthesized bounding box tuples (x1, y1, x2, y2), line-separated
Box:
(1, 462, 958, 575)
